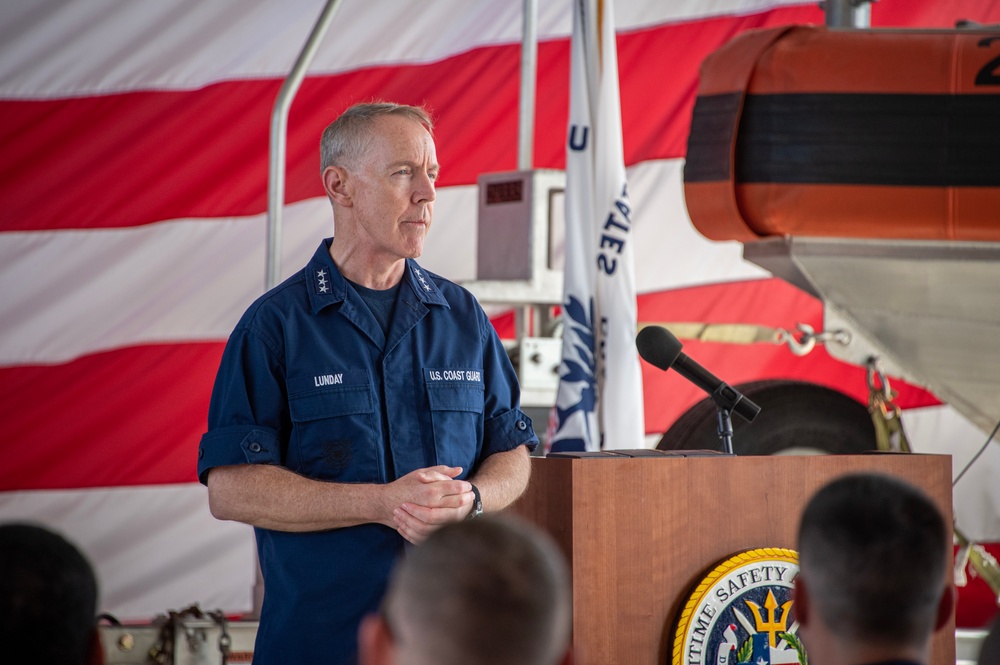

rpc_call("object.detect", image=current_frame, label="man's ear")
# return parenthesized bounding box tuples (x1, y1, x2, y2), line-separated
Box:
(357, 613, 394, 665)
(933, 584, 956, 631)
(323, 165, 352, 206)
(793, 577, 810, 628)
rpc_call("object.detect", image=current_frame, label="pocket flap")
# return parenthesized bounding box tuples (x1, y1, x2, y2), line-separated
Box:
(289, 386, 373, 422)
(426, 384, 484, 413)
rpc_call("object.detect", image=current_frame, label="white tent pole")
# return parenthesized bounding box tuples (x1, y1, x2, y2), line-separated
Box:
(518, 0, 539, 170)
(823, 0, 872, 28)
(516, 0, 540, 339)
(266, 0, 345, 292)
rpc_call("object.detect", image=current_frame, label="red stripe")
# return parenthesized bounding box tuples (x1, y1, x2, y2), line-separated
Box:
(2, 343, 223, 491)
(955, 543, 1000, 628)
(17, 1, 999, 233)
(0, 5, 830, 232)
(4, 2, 996, 232)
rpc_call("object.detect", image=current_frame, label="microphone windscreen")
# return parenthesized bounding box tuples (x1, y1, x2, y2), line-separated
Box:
(635, 325, 684, 371)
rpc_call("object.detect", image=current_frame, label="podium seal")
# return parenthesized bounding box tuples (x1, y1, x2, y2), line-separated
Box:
(672, 548, 805, 665)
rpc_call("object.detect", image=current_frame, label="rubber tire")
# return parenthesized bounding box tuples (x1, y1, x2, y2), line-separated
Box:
(655, 380, 877, 456)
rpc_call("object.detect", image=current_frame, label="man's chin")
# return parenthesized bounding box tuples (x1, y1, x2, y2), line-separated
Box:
(405, 237, 426, 259)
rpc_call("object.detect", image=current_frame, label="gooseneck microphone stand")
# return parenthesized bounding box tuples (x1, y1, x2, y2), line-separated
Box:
(710, 382, 746, 455)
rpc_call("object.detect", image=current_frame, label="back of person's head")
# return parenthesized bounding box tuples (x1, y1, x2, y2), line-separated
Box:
(0, 522, 100, 665)
(980, 614, 1000, 665)
(363, 514, 572, 665)
(320, 101, 434, 172)
(797, 473, 949, 649)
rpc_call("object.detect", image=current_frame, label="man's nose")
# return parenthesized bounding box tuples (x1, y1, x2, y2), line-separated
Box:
(412, 172, 436, 203)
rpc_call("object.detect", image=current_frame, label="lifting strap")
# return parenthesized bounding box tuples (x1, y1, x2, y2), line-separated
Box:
(638, 321, 849, 357)
(866, 356, 1000, 604)
(866, 357, 911, 453)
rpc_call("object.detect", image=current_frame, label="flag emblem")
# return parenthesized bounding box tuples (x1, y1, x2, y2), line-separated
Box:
(551, 0, 644, 452)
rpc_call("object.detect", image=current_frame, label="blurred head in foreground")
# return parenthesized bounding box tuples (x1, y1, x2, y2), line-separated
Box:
(0, 522, 102, 665)
(795, 473, 953, 665)
(359, 514, 572, 665)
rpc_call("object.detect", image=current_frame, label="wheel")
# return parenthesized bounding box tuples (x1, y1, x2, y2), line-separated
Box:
(655, 380, 876, 456)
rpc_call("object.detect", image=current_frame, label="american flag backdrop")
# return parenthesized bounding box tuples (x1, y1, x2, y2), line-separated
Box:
(2, 0, 998, 623)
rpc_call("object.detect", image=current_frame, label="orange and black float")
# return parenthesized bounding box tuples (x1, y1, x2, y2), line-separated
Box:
(684, 25, 1000, 242)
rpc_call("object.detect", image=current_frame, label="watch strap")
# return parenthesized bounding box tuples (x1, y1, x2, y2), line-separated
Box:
(467, 483, 483, 519)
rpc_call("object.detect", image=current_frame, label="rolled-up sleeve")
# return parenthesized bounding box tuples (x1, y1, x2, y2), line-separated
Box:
(479, 314, 539, 457)
(197, 426, 282, 483)
(197, 325, 288, 484)
(483, 407, 537, 452)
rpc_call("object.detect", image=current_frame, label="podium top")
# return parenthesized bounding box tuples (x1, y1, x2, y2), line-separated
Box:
(546, 449, 731, 459)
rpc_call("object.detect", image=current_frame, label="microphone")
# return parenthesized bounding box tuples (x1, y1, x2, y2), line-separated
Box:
(635, 325, 761, 422)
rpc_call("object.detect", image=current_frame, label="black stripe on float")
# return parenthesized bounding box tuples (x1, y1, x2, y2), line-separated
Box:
(684, 92, 742, 183)
(685, 92, 1000, 187)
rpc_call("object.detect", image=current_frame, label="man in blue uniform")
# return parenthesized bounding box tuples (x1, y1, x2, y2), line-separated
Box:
(197, 102, 537, 664)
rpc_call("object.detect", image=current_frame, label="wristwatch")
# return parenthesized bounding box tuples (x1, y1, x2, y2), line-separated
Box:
(467, 483, 483, 520)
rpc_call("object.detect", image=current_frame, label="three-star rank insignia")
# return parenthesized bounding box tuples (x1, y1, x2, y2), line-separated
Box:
(314, 268, 332, 295)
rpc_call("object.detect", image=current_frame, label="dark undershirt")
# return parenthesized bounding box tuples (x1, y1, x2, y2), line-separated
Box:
(346, 278, 402, 480)
(347, 278, 400, 340)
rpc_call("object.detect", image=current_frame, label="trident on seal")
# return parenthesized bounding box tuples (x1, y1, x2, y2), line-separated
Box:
(746, 590, 793, 647)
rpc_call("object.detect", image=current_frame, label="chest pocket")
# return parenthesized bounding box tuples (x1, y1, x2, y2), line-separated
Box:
(425, 369, 485, 471)
(288, 370, 379, 483)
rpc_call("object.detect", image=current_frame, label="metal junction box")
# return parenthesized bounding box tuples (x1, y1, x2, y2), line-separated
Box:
(471, 169, 565, 304)
(100, 612, 258, 665)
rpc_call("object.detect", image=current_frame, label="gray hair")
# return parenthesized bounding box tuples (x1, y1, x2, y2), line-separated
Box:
(320, 102, 434, 172)
(797, 473, 948, 647)
(383, 514, 572, 665)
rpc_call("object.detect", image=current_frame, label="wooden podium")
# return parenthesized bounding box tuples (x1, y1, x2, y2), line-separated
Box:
(509, 452, 954, 665)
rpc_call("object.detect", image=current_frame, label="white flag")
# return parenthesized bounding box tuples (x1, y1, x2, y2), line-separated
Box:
(550, 0, 645, 451)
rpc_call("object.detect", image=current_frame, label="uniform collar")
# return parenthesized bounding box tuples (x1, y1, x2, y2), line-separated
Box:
(305, 239, 449, 313)
(403, 259, 449, 308)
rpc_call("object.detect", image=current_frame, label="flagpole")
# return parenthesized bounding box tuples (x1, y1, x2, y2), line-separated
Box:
(518, 0, 538, 171)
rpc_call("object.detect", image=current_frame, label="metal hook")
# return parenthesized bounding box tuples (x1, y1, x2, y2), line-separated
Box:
(866, 356, 891, 400)
(776, 323, 817, 356)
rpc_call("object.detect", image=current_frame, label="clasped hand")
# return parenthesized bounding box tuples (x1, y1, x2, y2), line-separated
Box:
(385, 466, 474, 544)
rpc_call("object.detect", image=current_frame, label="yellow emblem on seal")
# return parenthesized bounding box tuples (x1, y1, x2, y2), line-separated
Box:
(671, 548, 805, 665)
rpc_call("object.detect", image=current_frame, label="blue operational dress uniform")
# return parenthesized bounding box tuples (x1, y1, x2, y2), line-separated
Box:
(197, 239, 538, 664)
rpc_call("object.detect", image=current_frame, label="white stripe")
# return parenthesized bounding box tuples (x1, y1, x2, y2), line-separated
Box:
(0, 484, 256, 621)
(900, 405, 1000, 541)
(0, 164, 762, 366)
(0, 201, 328, 367)
(0, 0, 810, 98)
